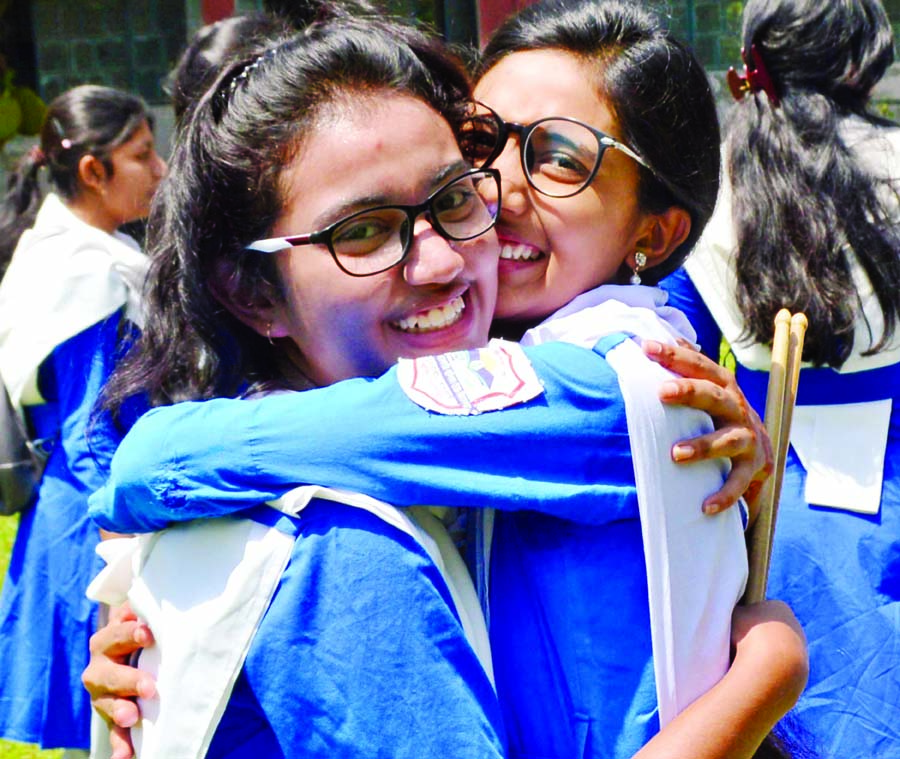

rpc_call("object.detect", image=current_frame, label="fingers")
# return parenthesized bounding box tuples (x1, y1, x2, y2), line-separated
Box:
(649, 338, 776, 517)
(83, 653, 157, 703)
(83, 612, 156, 734)
(700, 459, 755, 515)
(671, 425, 756, 464)
(109, 722, 137, 759)
(92, 694, 141, 728)
(659, 378, 744, 422)
(107, 601, 138, 625)
(644, 340, 734, 388)
(742, 480, 764, 523)
(89, 617, 154, 659)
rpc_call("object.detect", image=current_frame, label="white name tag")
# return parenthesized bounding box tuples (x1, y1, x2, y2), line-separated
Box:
(790, 400, 890, 515)
(397, 339, 543, 415)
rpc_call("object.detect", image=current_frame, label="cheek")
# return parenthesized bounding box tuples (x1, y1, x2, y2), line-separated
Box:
(466, 235, 500, 283)
(547, 195, 633, 274)
(281, 260, 392, 348)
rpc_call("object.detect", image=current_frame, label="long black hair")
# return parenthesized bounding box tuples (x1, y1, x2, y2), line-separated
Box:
(0, 85, 151, 276)
(102, 5, 473, 419)
(478, 0, 721, 284)
(164, 12, 289, 126)
(729, 0, 900, 366)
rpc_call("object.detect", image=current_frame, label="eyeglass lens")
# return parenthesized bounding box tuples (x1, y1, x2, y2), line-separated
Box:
(330, 170, 498, 276)
(460, 112, 605, 198)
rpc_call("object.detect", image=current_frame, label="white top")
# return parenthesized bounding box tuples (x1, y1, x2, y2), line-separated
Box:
(0, 193, 148, 408)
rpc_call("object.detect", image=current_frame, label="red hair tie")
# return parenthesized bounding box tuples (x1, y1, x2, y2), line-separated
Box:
(726, 45, 780, 106)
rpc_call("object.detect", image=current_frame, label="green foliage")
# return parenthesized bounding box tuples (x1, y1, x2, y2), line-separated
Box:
(0, 511, 17, 582)
(873, 98, 898, 121)
(721, 1, 744, 65)
(0, 739, 63, 758)
(719, 336, 737, 372)
(0, 65, 47, 149)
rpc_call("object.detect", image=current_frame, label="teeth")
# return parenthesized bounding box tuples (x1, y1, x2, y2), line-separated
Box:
(395, 296, 465, 332)
(500, 243, 541, 261)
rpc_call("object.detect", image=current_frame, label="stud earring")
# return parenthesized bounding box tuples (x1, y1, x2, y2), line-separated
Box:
(630, 251, 648, 285)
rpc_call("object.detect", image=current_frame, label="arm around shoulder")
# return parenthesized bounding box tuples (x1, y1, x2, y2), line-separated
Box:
(634, 600, 808, 759)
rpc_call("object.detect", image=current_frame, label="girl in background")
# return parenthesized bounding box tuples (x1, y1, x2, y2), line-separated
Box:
(666, 0, 900, 755)
(0, 84, 165, 755)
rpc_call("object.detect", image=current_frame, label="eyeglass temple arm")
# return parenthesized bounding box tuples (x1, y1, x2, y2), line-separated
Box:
(245, 234, 315, 253)
(600, 135, 650, 172)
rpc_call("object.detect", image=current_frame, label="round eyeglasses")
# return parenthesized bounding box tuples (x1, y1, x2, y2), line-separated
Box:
(245, 168, 501, 277)
(458, 103, 652, 199)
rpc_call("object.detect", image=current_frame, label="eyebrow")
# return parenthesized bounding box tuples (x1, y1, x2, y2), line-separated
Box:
(130, 136, 155, 153)
(309, 159, 471, 230)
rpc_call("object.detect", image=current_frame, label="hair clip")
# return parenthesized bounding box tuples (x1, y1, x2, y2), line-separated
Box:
(50, 117, 73, 149)
(726, 45, 780, 107)
(214, 46, 280, 122)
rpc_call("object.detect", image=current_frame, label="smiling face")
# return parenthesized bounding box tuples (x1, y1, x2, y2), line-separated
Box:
(475, 49, 661, 324)
(264, 93, 499, 386)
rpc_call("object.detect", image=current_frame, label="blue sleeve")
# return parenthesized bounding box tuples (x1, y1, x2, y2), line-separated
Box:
(658, 267, 722, 361)
(89, 341, 638, 532)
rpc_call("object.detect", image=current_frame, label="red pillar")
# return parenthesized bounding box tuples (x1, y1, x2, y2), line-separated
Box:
(201, 0, 235, 24)
(478, 0, 537, 46)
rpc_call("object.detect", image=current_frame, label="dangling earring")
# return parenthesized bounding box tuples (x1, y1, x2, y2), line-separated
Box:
(630, 251, 648, 285)
(265, 321, 275, 345)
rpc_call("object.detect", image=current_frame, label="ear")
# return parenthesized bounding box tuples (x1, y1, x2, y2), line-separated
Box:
(77, 154, 109, 194)
(628, 206, 692, 271)
(207, 258, 292, 341)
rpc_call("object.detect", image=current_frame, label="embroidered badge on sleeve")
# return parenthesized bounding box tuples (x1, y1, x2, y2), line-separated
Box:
(397, 339, 544, 415)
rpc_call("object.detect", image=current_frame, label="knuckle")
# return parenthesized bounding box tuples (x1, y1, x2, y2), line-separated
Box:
(88, 630, 104, 656)
(691, 437, 712, 457)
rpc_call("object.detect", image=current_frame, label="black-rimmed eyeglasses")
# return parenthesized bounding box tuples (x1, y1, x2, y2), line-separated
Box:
(245, 168, 501, 277)
(459, 103, 651, 199)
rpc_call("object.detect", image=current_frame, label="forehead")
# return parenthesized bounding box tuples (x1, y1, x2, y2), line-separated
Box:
(113, 119, 154, 154)
(272, 93, 463, 234)
(476, 49, 621, 138)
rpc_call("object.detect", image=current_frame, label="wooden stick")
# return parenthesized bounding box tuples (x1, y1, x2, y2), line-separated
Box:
(765, 314, 808, 558)
(742, 309, 792, 604)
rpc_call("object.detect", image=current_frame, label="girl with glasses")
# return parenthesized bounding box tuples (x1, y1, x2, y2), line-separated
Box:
(85, 3, 803, 758)
(90, 13, 505, 758)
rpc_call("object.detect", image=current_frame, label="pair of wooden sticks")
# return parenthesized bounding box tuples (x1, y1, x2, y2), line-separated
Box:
(742, 309, 808, 605)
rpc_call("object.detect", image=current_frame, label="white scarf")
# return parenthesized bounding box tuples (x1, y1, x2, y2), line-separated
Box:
(0, 193, 149, 407)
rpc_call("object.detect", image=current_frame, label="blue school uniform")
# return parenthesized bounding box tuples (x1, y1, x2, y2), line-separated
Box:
(92, 319, 743, 759)
(723, 356, 900, 758)
(204, 501, 506, 759)
(0, 317, 126, 748)
(659, 269, 721, 360)
(0, 193, 148, 750)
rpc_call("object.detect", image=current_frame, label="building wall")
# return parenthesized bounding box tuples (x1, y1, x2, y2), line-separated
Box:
(4, 0, 900, 177)
(30, 0, 187, 103)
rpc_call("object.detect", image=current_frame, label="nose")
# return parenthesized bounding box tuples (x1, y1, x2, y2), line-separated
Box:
(492, 140, 529, 217)
(153, 151, 168, 179)
(402, 217, 466, 286)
